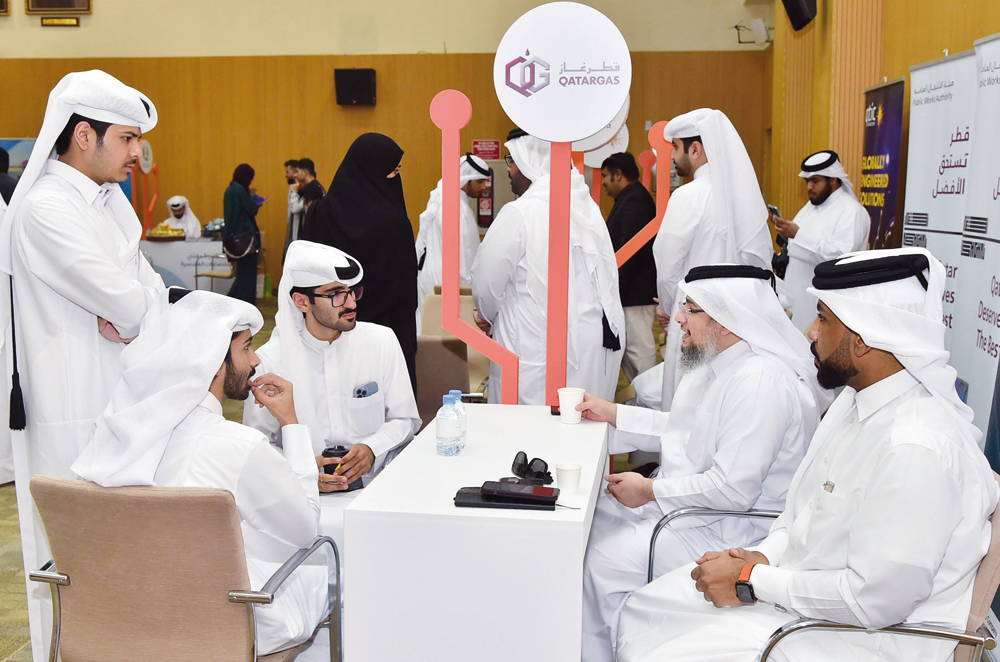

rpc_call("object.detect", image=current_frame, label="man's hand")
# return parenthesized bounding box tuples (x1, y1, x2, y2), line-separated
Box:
(772, 215, 799, 239)
(691, 547, 770, 607)
(315, 444, 375, 491)
(652, 298, 670, 329)
(250, 374, 298, 426)
(473, 306, 492, 336)
(97, 317, 135, 343)
(605, 472, 655, 508)
(316, 455, 349, 492)
(577, 392, 617, 426)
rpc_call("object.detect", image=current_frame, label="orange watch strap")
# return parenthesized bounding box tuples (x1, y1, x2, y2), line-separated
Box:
(738, 562, 756, 583)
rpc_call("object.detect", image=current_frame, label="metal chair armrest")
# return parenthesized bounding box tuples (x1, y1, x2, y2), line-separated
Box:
(29, 559, 69, 586)
(756, 617, 996, 662)
(647, 508, 781, 583)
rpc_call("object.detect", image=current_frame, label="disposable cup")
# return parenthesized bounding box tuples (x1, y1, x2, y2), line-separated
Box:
(558, 387, 585, 424)
(556, 463, 582, 495)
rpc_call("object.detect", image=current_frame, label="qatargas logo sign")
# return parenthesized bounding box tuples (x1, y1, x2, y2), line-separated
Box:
(865, 102, 882, 127)
(505, 50, 551, 98)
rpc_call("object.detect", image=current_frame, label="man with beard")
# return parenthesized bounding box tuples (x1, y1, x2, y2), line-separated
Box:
(574, 264, 829, 662)
(772, 150, 868, 332)
(73, 291, 330, 655)
(616, 248, 997, 662)
(284, 158, 305, 262)
(243, 240, 420, 557)
(649, 109, 774, 410)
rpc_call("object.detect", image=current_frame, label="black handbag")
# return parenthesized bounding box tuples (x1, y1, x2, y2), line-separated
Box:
(223, 231, 256, 260)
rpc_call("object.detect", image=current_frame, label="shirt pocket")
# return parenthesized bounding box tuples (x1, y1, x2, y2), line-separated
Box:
(804, 488, 850, 553)
(344, 393, 386, 440)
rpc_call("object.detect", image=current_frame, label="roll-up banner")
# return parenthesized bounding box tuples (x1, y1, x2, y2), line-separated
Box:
(952, 33, 1000, 454)
(902, 51, 977, 350)
(860, 79, 905, 249)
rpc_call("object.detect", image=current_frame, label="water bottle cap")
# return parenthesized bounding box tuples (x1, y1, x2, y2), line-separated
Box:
(442, 394, 456, 405)
(449, 389, 462, 396)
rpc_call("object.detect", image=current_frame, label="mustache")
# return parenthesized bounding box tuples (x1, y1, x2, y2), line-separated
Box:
(810, 342, 819, 359)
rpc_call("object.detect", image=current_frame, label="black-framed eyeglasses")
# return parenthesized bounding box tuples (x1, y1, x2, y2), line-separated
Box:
(512, 451, 553, 485)
(678, 302, 705, 316)
(312, 285, 364, 307)
(504, 154, 515, 167)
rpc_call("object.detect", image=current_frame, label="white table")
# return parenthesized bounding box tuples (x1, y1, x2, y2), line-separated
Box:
(343, 403, 609, 662)
(138, 239, 230, 293)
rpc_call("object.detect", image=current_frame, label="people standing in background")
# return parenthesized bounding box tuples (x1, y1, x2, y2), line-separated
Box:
(163, 195, 201, 240)
(301, 133, 418, 393)
(773, 150, 869, 333)
(601, 152, 658, 381)
(295, 157, 325, 209)
(283, 158, 304, 262)
(0, 147, 17, 204)
(224, 163, 261, 304)
(414, 153, 489, 334)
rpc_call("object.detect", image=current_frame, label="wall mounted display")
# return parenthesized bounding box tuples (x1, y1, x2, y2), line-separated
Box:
(26, 0, 90, 15)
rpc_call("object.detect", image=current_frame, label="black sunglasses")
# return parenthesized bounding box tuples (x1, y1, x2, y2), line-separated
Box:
(512, 451, 553, 485)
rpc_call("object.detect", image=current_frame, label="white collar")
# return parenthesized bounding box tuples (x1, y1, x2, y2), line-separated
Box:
(692, 163, 711, 181)
(200, 392, 224, 416)
(853, 369, 918, 422)
(45, 158, 117, 207)
(708, 339, 749, 377)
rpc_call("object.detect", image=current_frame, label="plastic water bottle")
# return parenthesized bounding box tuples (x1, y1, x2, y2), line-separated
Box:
(436, 395, 465, 456)
(448, 389, 468, 438)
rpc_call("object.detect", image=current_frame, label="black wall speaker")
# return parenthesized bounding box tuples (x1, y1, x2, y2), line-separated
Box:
(781, 0, 817, 31)
(335, 69, 376, 106)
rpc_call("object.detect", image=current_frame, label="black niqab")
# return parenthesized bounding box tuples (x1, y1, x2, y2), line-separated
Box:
(301, 133, 418, 391)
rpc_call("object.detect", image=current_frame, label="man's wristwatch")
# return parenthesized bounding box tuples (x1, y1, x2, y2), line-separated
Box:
(735, 562, 757, 605)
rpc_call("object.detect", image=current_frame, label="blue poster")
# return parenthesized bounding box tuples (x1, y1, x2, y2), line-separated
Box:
(0, 139, 37, 180)
(860, 80, 905, 248)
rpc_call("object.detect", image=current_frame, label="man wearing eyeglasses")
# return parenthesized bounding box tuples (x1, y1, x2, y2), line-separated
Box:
(576, 265, 829, 662)
(243, 241, 421, 550)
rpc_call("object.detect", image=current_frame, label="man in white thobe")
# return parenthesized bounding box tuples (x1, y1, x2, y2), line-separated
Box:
(651, 109, 773, 411)
(163, 194, 202, 240)
(414, 153, 489, 335)
(617, 248, 998, 662)
(577, 264, 828, 662)
(773, 150, 869, 332)
(472, 128, 625, 404)
(73, 291, 330, 655)
(0, 70, 165, 660)
(244, 240, 420, 563)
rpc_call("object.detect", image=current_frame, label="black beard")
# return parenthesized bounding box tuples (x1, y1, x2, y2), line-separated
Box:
(286, 177, 296, 185)
(811, 341, 857, 389)
(223, 359, 255, 401)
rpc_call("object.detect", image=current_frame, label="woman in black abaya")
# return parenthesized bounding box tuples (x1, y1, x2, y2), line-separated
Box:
(301, 133, 418, 392)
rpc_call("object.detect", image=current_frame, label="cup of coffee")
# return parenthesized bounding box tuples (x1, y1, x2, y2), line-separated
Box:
(557, 387, 585, 424)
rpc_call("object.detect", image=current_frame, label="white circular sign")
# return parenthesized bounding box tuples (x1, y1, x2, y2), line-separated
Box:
(584, 125, 630, 169)
(573, 95, 629, 152)
(138, 139, 154, 174)
(493, 2, 632, 144)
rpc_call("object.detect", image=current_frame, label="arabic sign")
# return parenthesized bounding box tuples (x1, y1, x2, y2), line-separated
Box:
(493, 2, 632, 143)
(472, 140, 501, 160)
(902, 51, 977, 349)
(951, 33, 1000, 448)
(861, 80, 905, 249)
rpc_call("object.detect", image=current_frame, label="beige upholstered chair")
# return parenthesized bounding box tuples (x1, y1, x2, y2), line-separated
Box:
(646, 472, 1000, 662)
(415, 335, 471, 429)
(420, 293, 490, 393)
(28, 476, 340, 662)
(432, 285, 473, 296)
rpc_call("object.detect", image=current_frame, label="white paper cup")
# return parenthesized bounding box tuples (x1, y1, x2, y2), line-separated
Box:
(558, 387, 585, 424)
(556, 463, 582, 495)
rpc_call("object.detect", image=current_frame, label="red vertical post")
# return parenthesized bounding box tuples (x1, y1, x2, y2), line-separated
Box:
(615, 122, 673, 267)
(638, 150, 656, 192)
(430, 90, 521, 404)
(546, 141, 572, 406)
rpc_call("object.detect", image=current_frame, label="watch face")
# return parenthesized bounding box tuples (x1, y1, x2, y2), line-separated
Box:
(736, 581, 756, 605)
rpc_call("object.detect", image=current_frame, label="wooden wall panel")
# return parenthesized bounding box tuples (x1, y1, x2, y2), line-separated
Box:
(0, 51, 767, 282)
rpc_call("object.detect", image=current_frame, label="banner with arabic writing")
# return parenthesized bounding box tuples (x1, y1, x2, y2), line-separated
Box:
(951, 33, 1000, 451)
(902, 51, 977, 350)
(860, 80, 905, 249)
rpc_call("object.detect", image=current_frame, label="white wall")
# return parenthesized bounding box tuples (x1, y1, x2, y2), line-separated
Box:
(0, 0, 774, 58)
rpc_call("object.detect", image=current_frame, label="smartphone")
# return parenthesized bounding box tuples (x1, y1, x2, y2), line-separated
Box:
(767, 204, 781, 218)
(481, 480, 559, 502)
(354, 381, 379, 398)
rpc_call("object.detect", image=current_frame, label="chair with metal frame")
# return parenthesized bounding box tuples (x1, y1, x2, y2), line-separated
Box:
(28, 475, 341, 662)
(194, 253, 234, 292)
(647, 472, 1000, 662)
